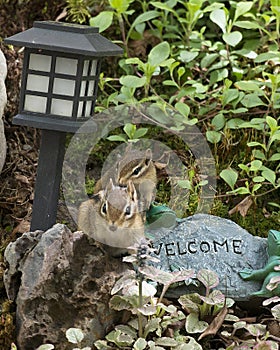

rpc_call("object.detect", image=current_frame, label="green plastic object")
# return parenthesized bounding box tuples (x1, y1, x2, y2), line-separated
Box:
(239, 229, 280, 297)
(145, 202, 177, 230)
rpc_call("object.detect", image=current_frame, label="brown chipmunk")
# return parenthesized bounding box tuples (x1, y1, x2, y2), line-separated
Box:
(94, 146, 157, 213)
(78, 179, 145, 256)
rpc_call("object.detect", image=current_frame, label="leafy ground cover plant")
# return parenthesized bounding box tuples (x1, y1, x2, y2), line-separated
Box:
(82, 0, 280, 232)
(33, 240, 280, 350)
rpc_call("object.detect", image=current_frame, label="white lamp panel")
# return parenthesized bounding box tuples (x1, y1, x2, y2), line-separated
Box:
(24, 95, 47, 113)
(26, 74, 49, 92)
(29, 54, 51, 71)
(51, 99, 73, 117)
(53, 78, 75, 96)
(55, 57, 77, 76)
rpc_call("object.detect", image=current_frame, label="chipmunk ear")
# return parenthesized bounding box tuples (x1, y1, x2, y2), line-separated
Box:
(105, 178, 115, 193)
(145, 149, 153, 165)
(127, 180, 138, 201)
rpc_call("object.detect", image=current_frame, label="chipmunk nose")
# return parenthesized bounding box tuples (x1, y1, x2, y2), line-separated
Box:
(109, 224, 117, 232)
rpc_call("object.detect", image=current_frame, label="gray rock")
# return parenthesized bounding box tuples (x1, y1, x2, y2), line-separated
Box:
(149, 214, 268, 301)
(0, 49, 7, 173)
(4, 224, 128, 350)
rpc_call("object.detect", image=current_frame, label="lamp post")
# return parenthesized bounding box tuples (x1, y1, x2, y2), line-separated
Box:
(5, 21, 123, 231)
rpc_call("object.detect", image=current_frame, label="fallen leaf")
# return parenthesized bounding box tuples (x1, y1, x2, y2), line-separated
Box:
(228, 195, 253, 217)
(198, 305, 228, 340)
(12, 220, 30, 235)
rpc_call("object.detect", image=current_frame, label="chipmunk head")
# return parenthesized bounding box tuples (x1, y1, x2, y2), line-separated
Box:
(117, 148, 156, 185)
(98, 178, 141, 232)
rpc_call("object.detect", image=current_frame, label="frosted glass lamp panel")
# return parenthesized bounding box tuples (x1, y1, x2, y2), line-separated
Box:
(29, 54, 51, 71)
(26, 74, 49, 92)
(55, 57, 77, 75)
(77, 101, 93, 118)
(53, 78, 75, 96)
(24, 95, 47, 113)
(51, 99, 73, 117)
(80, 80, 95, 96)
(85, 101, 93, 117)
(77, 102, 83, 118)
(82, 60, 97, 76)
(90, 60, 97, 75)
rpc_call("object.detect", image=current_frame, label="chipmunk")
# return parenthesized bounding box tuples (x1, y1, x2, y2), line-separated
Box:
(94, 146, 157, 213)
(78, 179, 145, 256)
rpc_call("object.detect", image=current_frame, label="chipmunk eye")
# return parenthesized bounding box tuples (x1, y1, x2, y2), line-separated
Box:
(132, 166, 142, 176)
(101, 202, 107, 215)
(125, 205, 131, 216)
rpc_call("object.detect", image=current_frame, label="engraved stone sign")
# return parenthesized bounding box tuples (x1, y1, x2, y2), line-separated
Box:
(149, 214, 268, 301)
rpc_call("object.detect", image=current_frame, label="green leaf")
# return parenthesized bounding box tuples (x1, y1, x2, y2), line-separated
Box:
(133, 338, 147, 350)
(234, 2, 253, 21)
(106, 329, 134, 347)
(230, 186, 251, 195)
(254, 52, 280, 63)
(206, 130, 221, 144)
(66, 328, 84, 344)
(234, 20, 261, 29)
(220, 168, 238, 190)
(89, 11, 114, 32)
(179, 51, 199, 63)
(247, 141, 266, 150)
(223, 31, 242, 47)
(200, 53, 219, 69)
(210, 9, 227, 33)
(185, 313, 208, 333)
(155, 337, 178, 346)
(253, 176, 265, 183)
(94, 340, 111, 349)
(120, 75, 146, 88)
(234, 81, 261, 91)
(179, 294, 201, 314)
(36, 345, 55, 350)
(143, 318, 161, 338)
(109, 0, 132, 13)
(222, 89, 239, 105)
(134, 127, 148, 139)
(175, 102, 190, 118)
(124, 123, 136, 139)
(269, 153, 280, 161)
(199, 290, 225, 305)
(148, 42, 170, 66)
(266, 116, 278, 131)
(197, 269, 219, 289)
(250, 159, 263, 171)
(107, 134, 128, 142)
(262, 168, 276, 185)
(212, 113, 225, 130)
(178, 179, 192, 190)
(130, 10, 159, 28)
(241, 94, 266, 108)
(252, 183, 262, 193)
(139, 266, 194, 286)
(271, 304, 280, 321)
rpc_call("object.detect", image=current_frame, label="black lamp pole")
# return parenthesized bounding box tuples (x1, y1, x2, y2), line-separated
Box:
(5, 21, 123, 231)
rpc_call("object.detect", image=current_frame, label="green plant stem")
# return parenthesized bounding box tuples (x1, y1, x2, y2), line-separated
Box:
(138, 272, 143, 338)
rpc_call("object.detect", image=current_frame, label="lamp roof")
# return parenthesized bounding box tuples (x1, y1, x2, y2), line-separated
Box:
(5, 21, 123, 57)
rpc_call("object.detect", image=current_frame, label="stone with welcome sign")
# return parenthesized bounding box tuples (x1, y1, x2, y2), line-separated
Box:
(148, 214, 268, 301)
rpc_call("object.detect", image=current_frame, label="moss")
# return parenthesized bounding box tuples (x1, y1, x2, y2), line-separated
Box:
(210, 198, 280, 237)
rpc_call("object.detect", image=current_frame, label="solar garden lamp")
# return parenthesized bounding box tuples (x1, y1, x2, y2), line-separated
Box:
(5, 21, 123, 231)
